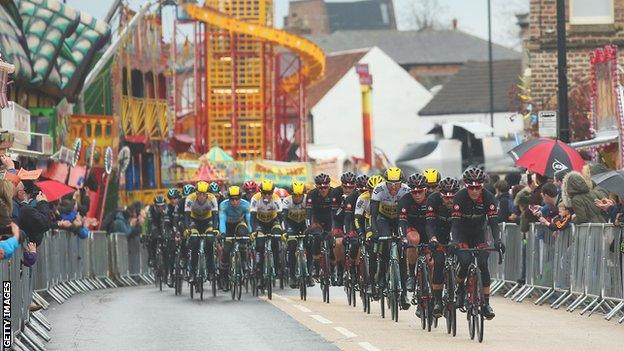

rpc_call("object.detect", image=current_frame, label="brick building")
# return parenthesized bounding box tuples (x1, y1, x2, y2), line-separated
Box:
(284, 0, 396, 35)
(529, 0, 624, 107)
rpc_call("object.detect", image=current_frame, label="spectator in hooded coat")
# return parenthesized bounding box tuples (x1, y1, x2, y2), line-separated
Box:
(562, 171, 607, 224)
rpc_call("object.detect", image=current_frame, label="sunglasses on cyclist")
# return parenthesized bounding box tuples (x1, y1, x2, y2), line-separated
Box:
(441, 192, 455, 198)
(467, 184, 483, 191)
(318, 184, 330, 189)
(411, 187, 427, 193)
(343, 183, 356, 189)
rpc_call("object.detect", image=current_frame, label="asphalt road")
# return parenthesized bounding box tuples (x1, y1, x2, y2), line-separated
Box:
(44, 284, 339, 351)
(44, 282, 624, 351)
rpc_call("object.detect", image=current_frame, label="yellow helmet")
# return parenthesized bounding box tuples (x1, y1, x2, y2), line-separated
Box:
(260, 179, 275, 193)
(367, 175, 384, 189)
(292, 181, 305, 195)
(384, 167, 402, 182)
(196, 181, 209, 193)
(423, 168, 441, 185)
(228, 186, 241, 197)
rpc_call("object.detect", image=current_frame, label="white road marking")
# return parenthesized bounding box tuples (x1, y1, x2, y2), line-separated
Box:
(272, 293, 291, 303)
(310, 314, 333, 324)
(294, 304, 312, 313)
(334, 326, 357, 338)
(358, 342, 381, 351)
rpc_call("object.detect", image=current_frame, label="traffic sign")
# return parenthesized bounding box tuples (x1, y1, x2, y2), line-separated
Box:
(538, 111, 557, 138)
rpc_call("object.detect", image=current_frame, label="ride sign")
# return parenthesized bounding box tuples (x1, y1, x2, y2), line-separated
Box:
(538, 111, 557, 138)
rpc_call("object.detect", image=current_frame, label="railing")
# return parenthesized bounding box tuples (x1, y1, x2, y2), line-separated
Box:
(492, 222, 624, 323)
(0, 230, 152, 349)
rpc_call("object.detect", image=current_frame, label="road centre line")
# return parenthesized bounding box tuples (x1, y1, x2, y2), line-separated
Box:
(333, 326, 357, 338)
(310, 314, 333, 324)
(358, 341, 381, 351)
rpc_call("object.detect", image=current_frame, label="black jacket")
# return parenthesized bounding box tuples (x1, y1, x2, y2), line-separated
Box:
(18, 200, 54, 246)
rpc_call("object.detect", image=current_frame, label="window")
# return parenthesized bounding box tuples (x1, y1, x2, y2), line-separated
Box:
(570, 0, 614, 25)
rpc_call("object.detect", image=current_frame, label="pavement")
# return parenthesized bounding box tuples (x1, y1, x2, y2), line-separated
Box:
(45, 282, 624, 351)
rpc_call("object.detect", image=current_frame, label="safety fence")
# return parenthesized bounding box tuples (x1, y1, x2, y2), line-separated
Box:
(0, 230, 152, 351)
(491, 222, 624, 323)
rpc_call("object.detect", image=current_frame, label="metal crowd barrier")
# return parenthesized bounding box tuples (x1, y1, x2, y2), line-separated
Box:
(0, 230, 152, 350)
(493, 222, 624, 323)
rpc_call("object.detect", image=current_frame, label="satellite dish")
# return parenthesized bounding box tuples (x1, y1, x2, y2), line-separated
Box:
(71, 138, 82, 167)
(118, 146, 131, 174)
(87, 139, 96, 168)
(104, 146, 113, 175)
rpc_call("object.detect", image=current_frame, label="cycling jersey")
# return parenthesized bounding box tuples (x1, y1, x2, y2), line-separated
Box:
(371, 183, 410, 219)
(354, 191, 371, 217)
(306, 187, 333, 227)
(451, 188, 500, 245)
(219, 198, 252, 234)
(331, 187, 349, 229)
(282, 195, 307, 223)
(185, 192, 219, 219)
(250, 192, 282, 223)
(398, 192, 428, 238)
(425, 192, 453, 244)
(343, 189, 362, 233)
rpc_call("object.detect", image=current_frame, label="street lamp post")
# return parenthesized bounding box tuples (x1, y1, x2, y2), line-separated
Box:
(556, 0, 570, 143)
(487, 0, 494, 135)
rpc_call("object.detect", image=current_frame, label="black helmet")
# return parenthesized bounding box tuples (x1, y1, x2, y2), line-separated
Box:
(167, 187, 180, 200)
(154, 194, 166, 206)
(407, 173, 427, 189)
(314, 173, 330, 185)
(340, 171, 357, 185)
(355, 174, 369, 189)
(438, 177, 460, 195)
(462, 167, 486, 186)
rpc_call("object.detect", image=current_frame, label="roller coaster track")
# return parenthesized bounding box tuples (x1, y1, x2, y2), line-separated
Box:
(184, 4, 326, 89)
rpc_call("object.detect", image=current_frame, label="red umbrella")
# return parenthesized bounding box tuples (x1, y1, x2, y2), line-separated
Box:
(35, 180, 75, 202)
(508, 138, 585, 177)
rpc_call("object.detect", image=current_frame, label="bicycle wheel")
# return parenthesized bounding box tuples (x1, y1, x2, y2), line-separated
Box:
(212, 277, 217, 297)
(237, 277, 243, 300)
(393, 291, 399, 322)
(427, 300, 434, 332)
(380, 288, 385, 318)
(267, 276, 273, 300)
(190, 281, 194, 300)
(199, 280, 204, 301)
(346, 282, 352, 306)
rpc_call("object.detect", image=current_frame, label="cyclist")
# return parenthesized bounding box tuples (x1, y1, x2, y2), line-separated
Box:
(282, 181, 313, 288)
(146, 194, 168, 267)
(250, 179, 283, 289)
(209, 181, 224, 205)
(165, 187, 181, 287)
(186, 181, 219, 283)
(242, 180, 259, 202)
(426, 177, 460, 317)
(343, 174, 369, 272)
(371, 167, 411, 309)
(423, 168, 441, 194)
(450, 167, 505, 320)
(398, 173, 429, 295)
(306, 173, 333, 278)
(219, 186, 252, 281)
(354, 175, 383, 294)
(330, 171, 357, 285)
(177, 184, 195, 271)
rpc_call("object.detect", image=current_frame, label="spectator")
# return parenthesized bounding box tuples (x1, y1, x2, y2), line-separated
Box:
(506, 171, 522, 187)
(514, 186, 533, 233)
(0, 179, 13, 228)
(14, 182, 53, 246)
(539, 183, 560, 219)
(537, 202, 572, 232)
(562, 171, 607, 224)
(112, 209, 135, 236)
(0, 222, 20, 260)
(495, 179, 512, 223)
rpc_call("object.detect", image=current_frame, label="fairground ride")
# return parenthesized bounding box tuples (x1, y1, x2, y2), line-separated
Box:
(172, 1, 325, 161)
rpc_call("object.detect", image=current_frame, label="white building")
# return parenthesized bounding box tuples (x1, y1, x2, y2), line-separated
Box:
(308, 46, 433, 163)
(418, 60, 524, 138)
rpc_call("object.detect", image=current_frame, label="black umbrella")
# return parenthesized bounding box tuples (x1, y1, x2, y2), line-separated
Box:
(591, 170, 624, 198)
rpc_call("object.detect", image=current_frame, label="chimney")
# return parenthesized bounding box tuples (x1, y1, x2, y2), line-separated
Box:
(452, 18, 458, 30)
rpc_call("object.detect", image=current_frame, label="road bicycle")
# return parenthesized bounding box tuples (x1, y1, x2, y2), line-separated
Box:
(358, 236, 373, 314)
(413, 243, 434, 331)
(375, 235, 402, 322)
(226, 236, 250, 301)
(343, 236, 358, 308)
(188, 228, 218, 301)
(289, 233, 309, 301)
(173, 235, 185, 296)
(457, 247, 502, 343)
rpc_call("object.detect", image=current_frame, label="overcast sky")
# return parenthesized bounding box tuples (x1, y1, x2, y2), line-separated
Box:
(65, 0, 528, 48)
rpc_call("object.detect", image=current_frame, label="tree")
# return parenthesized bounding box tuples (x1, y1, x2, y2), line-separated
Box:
(402, 0, 448, 31)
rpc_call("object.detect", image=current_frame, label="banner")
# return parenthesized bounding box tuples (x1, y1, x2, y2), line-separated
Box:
(247, 160, 311, 187)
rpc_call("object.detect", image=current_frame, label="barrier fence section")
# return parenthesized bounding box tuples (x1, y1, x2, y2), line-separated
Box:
(0, 230, 151, 350)
(492, 222, 624, 322)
